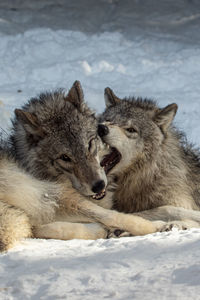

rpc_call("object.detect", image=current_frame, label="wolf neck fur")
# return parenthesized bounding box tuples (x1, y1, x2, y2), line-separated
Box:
(113, 130, 197, 213)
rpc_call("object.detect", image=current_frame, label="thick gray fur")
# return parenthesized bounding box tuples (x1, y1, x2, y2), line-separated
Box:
(11, 81, 107, 196)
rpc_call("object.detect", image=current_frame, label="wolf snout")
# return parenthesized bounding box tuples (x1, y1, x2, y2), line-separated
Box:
(98, 124, 109, 137)
(92, 180, 105, 194)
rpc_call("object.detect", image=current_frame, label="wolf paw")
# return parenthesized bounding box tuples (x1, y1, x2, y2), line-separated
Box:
(107, 229, 133, 239)
(160, 222, 188, 232)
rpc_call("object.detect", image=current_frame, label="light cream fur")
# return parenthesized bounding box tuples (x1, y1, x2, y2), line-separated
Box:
(0, 201, 32, 251)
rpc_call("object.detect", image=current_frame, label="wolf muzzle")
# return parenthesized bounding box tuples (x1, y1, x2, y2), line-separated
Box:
(92, 180, 105, 194)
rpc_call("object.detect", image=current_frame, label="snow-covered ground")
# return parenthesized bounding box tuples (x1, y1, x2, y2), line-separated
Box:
(1, 0, 200, 299)
(2, 229, 200, 300)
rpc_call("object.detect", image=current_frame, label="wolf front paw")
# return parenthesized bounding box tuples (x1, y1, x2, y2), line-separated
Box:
(107, 229, 133, 239)
(160, 221, 188, 232)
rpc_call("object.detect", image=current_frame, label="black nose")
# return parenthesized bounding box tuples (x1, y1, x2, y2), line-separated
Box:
(98, 124, 109, 137)
(92, 180, 105, 194)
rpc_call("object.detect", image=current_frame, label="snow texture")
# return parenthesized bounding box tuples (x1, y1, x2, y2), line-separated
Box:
(1, 0, 200, 299)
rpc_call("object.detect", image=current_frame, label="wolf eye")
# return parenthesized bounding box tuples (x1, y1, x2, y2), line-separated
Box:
(60, 154, 71, 162)
(126, 128, 137, 133)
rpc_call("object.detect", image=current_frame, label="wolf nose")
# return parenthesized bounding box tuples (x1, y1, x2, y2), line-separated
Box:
(92, 180, 105, 194)
(98, 124, 109, 137)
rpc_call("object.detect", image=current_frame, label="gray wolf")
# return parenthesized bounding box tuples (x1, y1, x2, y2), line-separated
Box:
(98, 87, 200, 232)
(0, 81, 160, 251)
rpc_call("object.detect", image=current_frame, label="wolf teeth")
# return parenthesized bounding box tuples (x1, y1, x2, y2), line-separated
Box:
(103, 161, 114, 169)
(92, 189, 106, 200)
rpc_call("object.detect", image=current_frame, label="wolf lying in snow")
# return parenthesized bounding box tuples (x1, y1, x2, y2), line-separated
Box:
(97, 87, 200, 234)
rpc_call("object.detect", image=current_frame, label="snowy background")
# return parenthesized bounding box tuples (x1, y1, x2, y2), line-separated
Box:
(1, 0, 200, 299)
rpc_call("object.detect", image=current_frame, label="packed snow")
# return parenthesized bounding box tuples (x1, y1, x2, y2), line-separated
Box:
(0, 0, 200, 299)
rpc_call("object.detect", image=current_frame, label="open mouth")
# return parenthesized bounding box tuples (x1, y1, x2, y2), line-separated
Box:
(91, 147, 121, 201)
(92, 189, 106, 200)
(100, 147, 121, 175)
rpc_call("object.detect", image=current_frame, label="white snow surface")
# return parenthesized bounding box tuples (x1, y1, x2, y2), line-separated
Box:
(1, 0, 200, 299)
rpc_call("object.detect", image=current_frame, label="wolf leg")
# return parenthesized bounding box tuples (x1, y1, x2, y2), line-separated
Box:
(134, 205, 200, 222)
(33, 222, 107, 240)
(76, 199, 158, 235)
(0, 201, 32, 251)
(132, 206, 200, 232)
(107, 206, 200, 237)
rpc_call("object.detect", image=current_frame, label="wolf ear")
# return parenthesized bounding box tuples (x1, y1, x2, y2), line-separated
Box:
(104, 87, 121, 108)
(154, 103, 178, 132)
(65, 80, 85, 111)
(14, 109, 45, 138)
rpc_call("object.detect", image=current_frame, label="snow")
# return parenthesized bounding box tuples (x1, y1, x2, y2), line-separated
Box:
(2, 230, 200, 299)
(1, 0, 200, 299)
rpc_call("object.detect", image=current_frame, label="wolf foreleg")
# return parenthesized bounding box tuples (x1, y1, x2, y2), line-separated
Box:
(76, 199, 158, 235)
(132, 205, 200, 232)
(134, 205, 200, 223)
(33, 222, 107, 240)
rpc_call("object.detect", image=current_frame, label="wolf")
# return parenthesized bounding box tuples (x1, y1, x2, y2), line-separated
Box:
(0, 81, 162, 251)
(98, 87, 200, 232)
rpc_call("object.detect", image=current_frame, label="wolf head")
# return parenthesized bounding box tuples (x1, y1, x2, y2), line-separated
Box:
(11, 81, 107, 198)
(99, 87, 178, 176)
